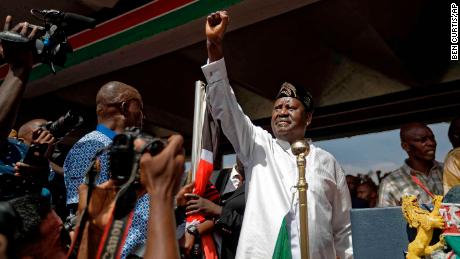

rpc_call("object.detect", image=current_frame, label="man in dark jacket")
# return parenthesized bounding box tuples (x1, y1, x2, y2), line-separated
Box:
(185, 159, 245, 259)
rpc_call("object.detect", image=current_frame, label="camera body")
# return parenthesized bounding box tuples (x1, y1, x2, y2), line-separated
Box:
(0, 140, 48, 201)
(0, 169, 47, 202)
(109, 128, 166, 183)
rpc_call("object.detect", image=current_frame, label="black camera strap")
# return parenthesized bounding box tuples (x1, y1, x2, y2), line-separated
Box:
(67, 146, 110, 259)
(95, 152, 142, 259)
(67, 157, 100, 259)
(95, 184, 137, 259)
(67, 139, 148, 259)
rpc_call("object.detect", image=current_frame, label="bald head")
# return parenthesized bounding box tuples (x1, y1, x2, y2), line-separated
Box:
(96, 81, 142, 111)
(400, 122, 430, 142)
(18, 119, 47, 145)
(448, 117, 460, 148)
(96, 81, 143, 128)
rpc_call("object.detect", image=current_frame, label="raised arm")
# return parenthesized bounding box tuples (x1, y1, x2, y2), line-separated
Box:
(202, 11, 263, 165)
(0, 16, 37, 139)
(141, 135, 185, 259)
(205, 11, 227, 63)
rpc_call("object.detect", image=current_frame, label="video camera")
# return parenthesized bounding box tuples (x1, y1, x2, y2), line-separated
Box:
(0, 9, 96, 73)
(109, 127, 166, 184)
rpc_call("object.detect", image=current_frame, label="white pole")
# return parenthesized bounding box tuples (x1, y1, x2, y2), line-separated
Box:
(190, 80, 206, 181)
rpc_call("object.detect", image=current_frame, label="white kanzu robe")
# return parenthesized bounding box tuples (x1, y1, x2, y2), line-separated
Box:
(202, 58, 353, 259)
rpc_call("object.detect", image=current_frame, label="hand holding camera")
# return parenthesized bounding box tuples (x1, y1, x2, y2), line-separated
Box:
(15, 128, 55, 184)
(0, 15, 38, 73)
(140, 134, 185, 259)
(0, 10, 96, 73)
(70, 130, 184, 258)
(139, 134, 185, 199)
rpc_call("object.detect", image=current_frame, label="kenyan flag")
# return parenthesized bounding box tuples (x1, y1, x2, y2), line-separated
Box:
(273, 217, 293, 259)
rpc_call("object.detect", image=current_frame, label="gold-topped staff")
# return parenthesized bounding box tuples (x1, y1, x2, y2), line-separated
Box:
(291, 139, 311, 259)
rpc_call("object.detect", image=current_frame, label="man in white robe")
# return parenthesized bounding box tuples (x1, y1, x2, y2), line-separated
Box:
(201, 11, 353, 259)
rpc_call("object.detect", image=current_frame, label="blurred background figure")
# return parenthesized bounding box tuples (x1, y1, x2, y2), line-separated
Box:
(346, 175, 359, 197)
(356, 180, 378, 208)
(444, 116, 460, 194)
(346, 175, 368, 208)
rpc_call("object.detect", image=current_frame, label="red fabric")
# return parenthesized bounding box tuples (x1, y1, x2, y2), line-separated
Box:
(186, 102, 220, 259)
(202, 236, 218, 259)
(410, 172, 435, 198)
(186, 159, 218, 259)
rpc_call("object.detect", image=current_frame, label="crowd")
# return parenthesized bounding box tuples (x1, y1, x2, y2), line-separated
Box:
(0, 10, 459, 259)
(346, 174, 379, 209)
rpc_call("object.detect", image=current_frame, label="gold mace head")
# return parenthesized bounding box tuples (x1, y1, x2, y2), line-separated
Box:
(291, 139, 310, 156)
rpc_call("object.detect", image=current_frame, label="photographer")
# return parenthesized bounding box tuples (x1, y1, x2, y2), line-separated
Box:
(16, 119, 56, 171)
(17, 119, 54, 151)
(0, 15, 37, 140)
(16, 118, 69, 219)
(14, 120, 56, 202)
(71, 133, 185, 259)
(0, 15, 38, 174)
(0, 194, 69, 259)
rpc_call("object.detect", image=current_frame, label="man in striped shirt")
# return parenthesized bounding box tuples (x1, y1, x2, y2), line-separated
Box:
(378, 122, 443, 207)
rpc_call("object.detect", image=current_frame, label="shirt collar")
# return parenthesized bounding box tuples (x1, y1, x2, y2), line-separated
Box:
(230, 165, 242, 179)
(403, 159, 440, 176)
(96, 124, 117, 140)
(276, 138, 313, 154)
(276, 138, 291, 151)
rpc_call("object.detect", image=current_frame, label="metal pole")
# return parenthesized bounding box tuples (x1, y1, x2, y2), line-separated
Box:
(291, 139, 310, 259)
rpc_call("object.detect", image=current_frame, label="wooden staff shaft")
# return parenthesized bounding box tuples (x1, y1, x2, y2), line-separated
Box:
(297, 154, 309, 259)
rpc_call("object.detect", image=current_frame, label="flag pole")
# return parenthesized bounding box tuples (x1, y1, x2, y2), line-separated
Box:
(189, 80, 207, 182)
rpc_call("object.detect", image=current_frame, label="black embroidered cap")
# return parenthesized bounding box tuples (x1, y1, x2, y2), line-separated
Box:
(276, 82, 314, 112)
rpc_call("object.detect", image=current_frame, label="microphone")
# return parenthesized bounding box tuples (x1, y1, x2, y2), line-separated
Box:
(30, 9, 96, 29)
(63, 13, 96, 29)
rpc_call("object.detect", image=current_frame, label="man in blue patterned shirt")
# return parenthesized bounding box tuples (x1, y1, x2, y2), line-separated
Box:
(64, 81, 148, 258)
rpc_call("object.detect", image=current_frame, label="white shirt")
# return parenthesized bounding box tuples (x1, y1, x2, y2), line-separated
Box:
(202, 58, 353, 259)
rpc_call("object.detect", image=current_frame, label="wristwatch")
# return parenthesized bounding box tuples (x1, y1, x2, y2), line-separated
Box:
(186, 224, 200, 237)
